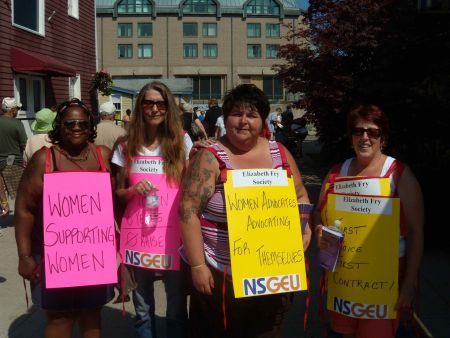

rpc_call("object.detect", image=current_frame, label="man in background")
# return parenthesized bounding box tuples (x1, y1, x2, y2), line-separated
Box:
(0, 97, 27, 212)
(204, 98, 222, 138)
(282, 105, 294, 129)
(95, 102, 125, 149)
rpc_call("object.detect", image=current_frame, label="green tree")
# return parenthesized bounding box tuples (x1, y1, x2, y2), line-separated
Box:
(275, 0, 450, 248)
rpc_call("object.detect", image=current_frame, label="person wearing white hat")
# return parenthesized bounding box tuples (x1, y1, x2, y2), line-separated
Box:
(24, 108, 57, 162)
(1, 97, 22, 116)
(0, 97, 27, 212)
(95, 101, 125, 149)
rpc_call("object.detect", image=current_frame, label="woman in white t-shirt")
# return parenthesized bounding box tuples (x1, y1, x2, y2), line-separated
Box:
(111, 81, 192, 338)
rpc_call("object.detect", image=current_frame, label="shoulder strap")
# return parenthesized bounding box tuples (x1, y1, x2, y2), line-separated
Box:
(328, 163, 342, 186)
(384, 159, 398, 178)
(276, 142, 293, 177)
(318, 163, 342, 212)
(207, 145, 229, 183)
(95, 145, 107, 172)
(45, 147, 52, 173)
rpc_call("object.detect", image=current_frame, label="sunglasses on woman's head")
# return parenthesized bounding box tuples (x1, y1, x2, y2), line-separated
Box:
(63, 120, 90, 130)
(142, 100, 167, 111)
(351, 127, 381, 139)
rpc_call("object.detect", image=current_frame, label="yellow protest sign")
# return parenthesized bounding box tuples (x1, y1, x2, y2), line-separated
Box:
(223, 169, 307, 298)
(323, 193, 400, 319)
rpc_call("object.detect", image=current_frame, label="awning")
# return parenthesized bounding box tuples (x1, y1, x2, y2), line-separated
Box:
(11, 47, 76, 77)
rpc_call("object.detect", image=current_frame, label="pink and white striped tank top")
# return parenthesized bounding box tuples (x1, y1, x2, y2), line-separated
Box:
(200, 141, 288, 273)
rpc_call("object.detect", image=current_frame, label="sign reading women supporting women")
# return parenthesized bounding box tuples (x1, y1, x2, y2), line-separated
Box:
(322, 193, 400, 319)
(43, 172, 117, 288)
(224, 169, 307, 298)
(120, 156, 181, 271)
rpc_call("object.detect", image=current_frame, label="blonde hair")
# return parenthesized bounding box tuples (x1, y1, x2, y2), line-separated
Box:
(124, 81, 185, 184)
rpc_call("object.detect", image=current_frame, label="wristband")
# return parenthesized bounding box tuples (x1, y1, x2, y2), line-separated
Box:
(191, 263, 206, 269)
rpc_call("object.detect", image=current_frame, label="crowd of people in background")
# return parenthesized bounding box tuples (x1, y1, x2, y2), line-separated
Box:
(0, 82, 424, 338)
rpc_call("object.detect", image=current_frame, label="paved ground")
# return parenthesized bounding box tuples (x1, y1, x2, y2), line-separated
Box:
(1, 137, 449, 338)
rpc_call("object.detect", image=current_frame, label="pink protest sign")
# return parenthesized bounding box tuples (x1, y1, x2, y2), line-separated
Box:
(43, 172, 117, 288)
(120, 156, 181, 271)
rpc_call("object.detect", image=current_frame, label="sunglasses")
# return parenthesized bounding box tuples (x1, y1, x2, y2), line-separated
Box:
(63, 120, 90, 130)
(351, 127, 381, 139)
(142, 100, 167, 111)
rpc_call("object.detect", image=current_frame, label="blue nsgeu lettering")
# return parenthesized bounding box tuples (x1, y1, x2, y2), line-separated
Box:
(333, 297, 388, 319)
(243, 274, 301, 296)
(125, 249, 172, 269)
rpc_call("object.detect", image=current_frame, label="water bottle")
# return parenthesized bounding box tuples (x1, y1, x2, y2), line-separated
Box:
(143, 191, 159, 228)
(328, 219, 343, 234)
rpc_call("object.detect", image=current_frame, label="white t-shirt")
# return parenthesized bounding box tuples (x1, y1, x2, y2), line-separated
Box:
(215, 115, 226, 138)
(111, 134, 193, 167)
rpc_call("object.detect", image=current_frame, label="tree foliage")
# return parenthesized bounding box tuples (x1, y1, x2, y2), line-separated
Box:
(275, 0, 450, 159)
(274, 0, 450, 247)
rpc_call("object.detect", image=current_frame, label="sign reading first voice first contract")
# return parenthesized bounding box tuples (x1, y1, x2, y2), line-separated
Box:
(225, 169, 307, 298)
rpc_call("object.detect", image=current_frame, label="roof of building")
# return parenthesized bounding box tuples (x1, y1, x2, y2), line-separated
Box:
(96, 0, 301, 15)
(112, 78, 193, 96)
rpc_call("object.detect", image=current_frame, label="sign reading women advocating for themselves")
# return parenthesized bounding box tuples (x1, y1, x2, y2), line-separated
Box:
(224, 169, 307, 298)
(120, 156, 181, 271)
(43, 172, 117, 288)
(322, 193, 400, 319)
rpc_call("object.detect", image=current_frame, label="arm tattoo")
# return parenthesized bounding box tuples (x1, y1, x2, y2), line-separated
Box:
(179, 150, 218, 224)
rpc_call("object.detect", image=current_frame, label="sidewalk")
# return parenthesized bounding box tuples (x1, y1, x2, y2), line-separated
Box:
(1, 137, 449, 338)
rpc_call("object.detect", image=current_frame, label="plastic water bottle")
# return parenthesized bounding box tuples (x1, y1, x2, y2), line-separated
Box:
(329, 219, 343, 233)
(143, 191, 159, 228)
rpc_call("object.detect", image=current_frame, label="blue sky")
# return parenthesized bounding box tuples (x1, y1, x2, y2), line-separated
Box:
(296, 0, 309, 10)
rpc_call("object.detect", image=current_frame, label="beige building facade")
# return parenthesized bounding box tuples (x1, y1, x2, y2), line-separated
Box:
(96, 0, 301, 104)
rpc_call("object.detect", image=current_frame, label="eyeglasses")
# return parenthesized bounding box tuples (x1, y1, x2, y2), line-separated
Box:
(63, 120, 90, 130)
(351, 127, 381, 139)
(142, 100, 167, 111)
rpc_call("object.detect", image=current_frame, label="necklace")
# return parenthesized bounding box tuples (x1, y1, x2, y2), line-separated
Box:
(58, 145, 90, 161)
(57, 145, 91, 170)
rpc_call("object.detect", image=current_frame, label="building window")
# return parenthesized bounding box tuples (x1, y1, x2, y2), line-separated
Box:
(118, 23, 132, 37)
(118, 0, 152, 14)
(118, 44, 133, 58)
(247, 23, 261, 37)
(14, 75, 45, 118)
(203, 44, 218, 58)
(13, 0, 44, 34)
(266, 44, 279, 58)
(247, 44, 262, 58)
(182, 0, 217, 14)
(183, 44, 198, 58)
(138, 23, 153, 37)
(266, 23, 280, 37)
(68, 0, 79, 18)
(202, 23, 217, 37)
(263, 76, 283, 101)
(191, 76, 222, 100)
(245, 0, 280, 15)
(69, 74, 81, 99)
(183, 23, 198, 36)
(138, 44, 153, 58)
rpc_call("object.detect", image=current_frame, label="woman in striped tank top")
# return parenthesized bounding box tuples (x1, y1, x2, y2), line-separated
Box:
(179, 84, 312, 337)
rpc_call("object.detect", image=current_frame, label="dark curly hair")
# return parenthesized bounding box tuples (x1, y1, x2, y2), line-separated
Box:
(222, 84, 270, 122)
(48, 98, 97, 144)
